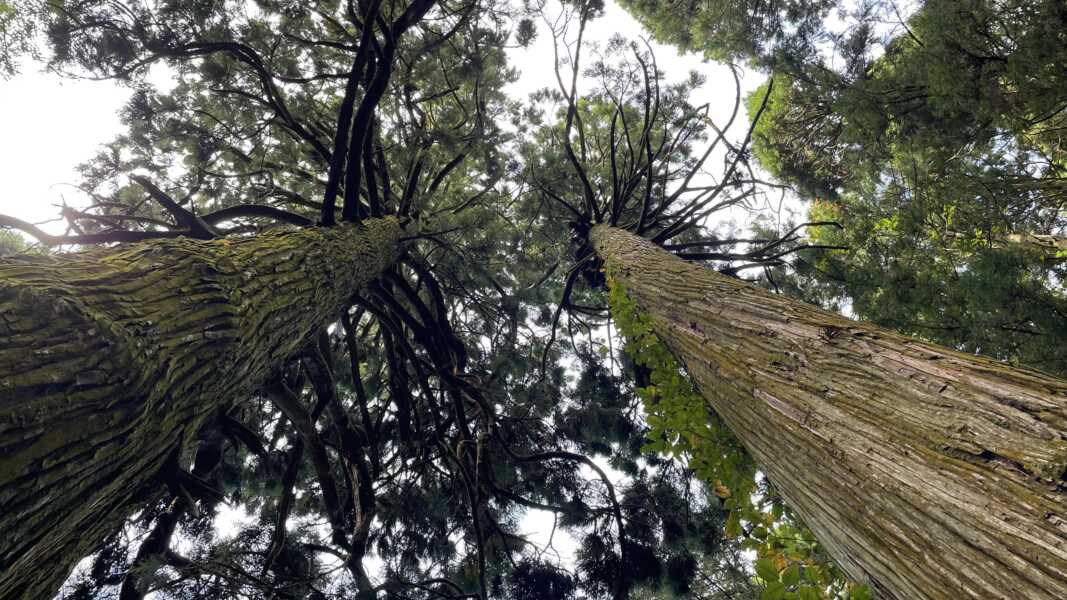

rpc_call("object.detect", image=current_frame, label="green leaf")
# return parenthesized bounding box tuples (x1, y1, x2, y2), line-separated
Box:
(781, 564, 801, 587)
(724, 511, 742, 539)
(761, 581, 787, 600)
(755, 557, 780, 583)
(850, 585, 872, 600)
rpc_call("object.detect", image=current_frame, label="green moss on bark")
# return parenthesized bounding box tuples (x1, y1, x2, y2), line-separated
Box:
(592, 224, 1067, 600)
(0, 219, 403, 599)
(607, 269, 855, 599)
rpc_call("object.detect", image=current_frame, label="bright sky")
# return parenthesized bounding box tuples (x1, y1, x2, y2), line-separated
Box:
(1, 0, 767, 583)
(0, 71, 128, 232)
(506, 1, 763, 117)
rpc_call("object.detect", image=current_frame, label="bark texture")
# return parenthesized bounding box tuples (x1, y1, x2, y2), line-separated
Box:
(592, 225, 1067, 599)
(0, 218, 403, 599)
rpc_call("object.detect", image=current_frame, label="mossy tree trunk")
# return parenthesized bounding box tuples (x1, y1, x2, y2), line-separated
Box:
(0, 218, 403, 600)
(592, 225, 1067, 600)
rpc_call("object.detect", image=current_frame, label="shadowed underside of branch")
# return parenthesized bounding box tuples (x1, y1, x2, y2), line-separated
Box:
(0, 218, 403, 600)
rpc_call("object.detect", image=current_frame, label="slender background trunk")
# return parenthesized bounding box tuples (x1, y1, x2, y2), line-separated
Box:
(0, 218, 402, 600)
(592, 225, 1067, 599)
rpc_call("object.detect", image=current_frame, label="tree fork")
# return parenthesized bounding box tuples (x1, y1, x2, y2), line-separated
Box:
(591, 224, 1067, 599)
(0, 218, 404, 599)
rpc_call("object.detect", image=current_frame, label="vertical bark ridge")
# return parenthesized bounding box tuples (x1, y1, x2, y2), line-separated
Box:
(592, 224, 1067, 599)
(0, 218, 403, 599)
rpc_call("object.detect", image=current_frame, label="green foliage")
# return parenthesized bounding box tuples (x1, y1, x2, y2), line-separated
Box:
(607, 271, 868, 600)
(618, 0, 835, 65)
(799, 199, 1067, 376)
(746, 76, 848, 201)
(606, 271, 750, 492)
(625, 3, 1067, 380)
(739, 0, 1067, 377)
(0, 230, 27, 256)
(749, 0, 1067, 199)
(498, 560, 576, 599)
(0, 0, 37, 77)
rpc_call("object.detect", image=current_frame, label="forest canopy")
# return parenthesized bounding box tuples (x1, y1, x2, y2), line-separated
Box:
(1, 1, 1066, 599)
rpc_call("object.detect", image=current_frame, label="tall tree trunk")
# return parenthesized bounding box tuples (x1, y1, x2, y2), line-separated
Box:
(591, 225, 1067, 600)
(0, 218, 403, 600)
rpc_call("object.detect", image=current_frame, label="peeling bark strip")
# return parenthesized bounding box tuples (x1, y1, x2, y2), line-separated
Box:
(0, 218, 403, 600)
(591, 225, 1067, 600)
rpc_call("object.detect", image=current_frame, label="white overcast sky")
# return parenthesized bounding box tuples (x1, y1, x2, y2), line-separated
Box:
(0, 71, 126, 230)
